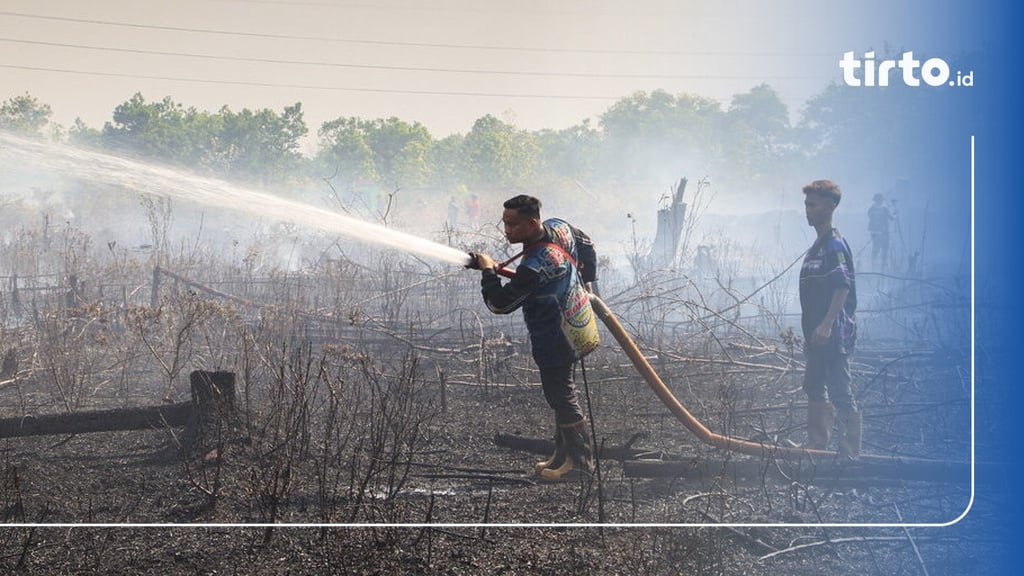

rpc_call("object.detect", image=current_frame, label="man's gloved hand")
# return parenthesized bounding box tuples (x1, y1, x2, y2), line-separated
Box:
(584, 281, 600, 297)
(465, 252, 496, 270)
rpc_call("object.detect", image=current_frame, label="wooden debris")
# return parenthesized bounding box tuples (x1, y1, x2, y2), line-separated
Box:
(493, 431, 663, 461)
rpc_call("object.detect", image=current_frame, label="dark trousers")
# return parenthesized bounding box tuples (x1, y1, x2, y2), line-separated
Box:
(803, 344, 857, 413)
(539, 364, 584, 425)
(871, 232, 889, 267)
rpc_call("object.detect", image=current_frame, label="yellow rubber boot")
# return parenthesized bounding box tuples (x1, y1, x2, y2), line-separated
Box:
(539, 420, 593, 482)
(534, 425, 565, 475)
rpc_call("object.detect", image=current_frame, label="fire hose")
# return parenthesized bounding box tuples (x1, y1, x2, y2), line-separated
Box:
(472, 252, 952, 467)
(587, 294, 948, 465)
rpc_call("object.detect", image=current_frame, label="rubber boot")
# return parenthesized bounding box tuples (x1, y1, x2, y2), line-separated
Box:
(534, 424, 566, 475)
(804, 401, 834, 450)
(837, 410, 862, 459)
(539, 420, 594, 482)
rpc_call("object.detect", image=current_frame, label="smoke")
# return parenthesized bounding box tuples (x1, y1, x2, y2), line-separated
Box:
(0, 132, 472, 270)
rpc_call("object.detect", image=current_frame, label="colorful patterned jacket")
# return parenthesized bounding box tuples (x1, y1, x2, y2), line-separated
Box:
(481, 218, 596, 368)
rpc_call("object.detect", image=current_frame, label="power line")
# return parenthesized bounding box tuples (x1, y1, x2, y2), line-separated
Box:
(0, 38, 816, 81)
(0, 63, 817, 107)
(207, 0, 640, 14)
(0, 63, 629, 100)
(209, 0, 603, 15)
(0, 10, 823, 57)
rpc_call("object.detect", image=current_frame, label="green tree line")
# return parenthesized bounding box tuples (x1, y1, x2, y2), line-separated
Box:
(0, 76, 976, 204)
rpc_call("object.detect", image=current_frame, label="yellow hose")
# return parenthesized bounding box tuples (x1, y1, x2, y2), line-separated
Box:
(589, 295, 935, 465)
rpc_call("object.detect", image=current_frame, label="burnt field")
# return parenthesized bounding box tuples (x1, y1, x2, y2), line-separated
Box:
(0, 216, 992, 575)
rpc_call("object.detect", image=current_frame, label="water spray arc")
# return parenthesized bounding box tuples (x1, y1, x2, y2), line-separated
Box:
(0, 132, 473, 268)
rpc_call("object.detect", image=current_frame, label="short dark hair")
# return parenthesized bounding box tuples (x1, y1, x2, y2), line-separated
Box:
(503, 194, 541, 219)
(802, 180, 842, 206)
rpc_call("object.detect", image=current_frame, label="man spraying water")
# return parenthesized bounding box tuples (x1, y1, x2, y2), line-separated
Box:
(467, 195, 600, 481)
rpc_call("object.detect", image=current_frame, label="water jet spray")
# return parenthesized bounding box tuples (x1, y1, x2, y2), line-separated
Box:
(0, 132, 473, 268)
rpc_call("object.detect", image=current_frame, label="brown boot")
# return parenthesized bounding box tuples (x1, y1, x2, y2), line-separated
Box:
(534, 424, 566, 475)
(837, 410, 862, 459)
(805, 401, 834, 450)
(539, 420, 593, 482)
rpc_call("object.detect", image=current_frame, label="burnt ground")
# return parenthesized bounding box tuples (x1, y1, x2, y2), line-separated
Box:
(0, 249, 1001, 575)
(0, 318, 1001, 576)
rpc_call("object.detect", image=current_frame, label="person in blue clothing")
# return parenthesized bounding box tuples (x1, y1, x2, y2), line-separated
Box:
(469, 194, 598, 481)
(799, 180, 861, 459)
(867, 192, 893, 270)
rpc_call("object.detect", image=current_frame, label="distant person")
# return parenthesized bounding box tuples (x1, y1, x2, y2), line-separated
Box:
(468, 194, 599, 481)
(799, 180, 860, 459)
(465, 193, 481, 229)
(447, 196, 459, 230)
(867, 192, 893, 270)
(693, 245, 716, 277)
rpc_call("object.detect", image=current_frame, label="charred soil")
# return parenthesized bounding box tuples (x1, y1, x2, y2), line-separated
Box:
(0, 260, 992, 574)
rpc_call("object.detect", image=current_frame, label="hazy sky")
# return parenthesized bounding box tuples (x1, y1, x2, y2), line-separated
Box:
(0, 0, 985, 146)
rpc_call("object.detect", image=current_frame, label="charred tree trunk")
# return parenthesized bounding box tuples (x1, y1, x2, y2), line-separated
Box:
(650, 177, 688, 269)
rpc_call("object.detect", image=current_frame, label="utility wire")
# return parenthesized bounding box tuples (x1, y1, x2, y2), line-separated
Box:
(0, 63, 625, 100)
(0, 38, 815, 81)
(207, 0, 680, 18)
(0, 62, 814, 106)
(0, 10, 826, 57)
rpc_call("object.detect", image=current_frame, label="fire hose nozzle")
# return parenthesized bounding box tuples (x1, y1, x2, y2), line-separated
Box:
(466, 252, 516, 278)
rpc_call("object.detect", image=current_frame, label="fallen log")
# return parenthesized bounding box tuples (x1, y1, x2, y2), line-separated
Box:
(622, 455, 970, 484)
(495, 432, 969, 485)
(0, 402, 193, 438)
(411, 473, 537, 486)
(493, 433, 550, 456)
(493, 432, 665, 461)
(0, 370, 235, 439)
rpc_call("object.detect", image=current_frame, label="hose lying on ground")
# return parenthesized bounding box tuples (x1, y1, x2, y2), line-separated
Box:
(588, 295, 958, 468)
